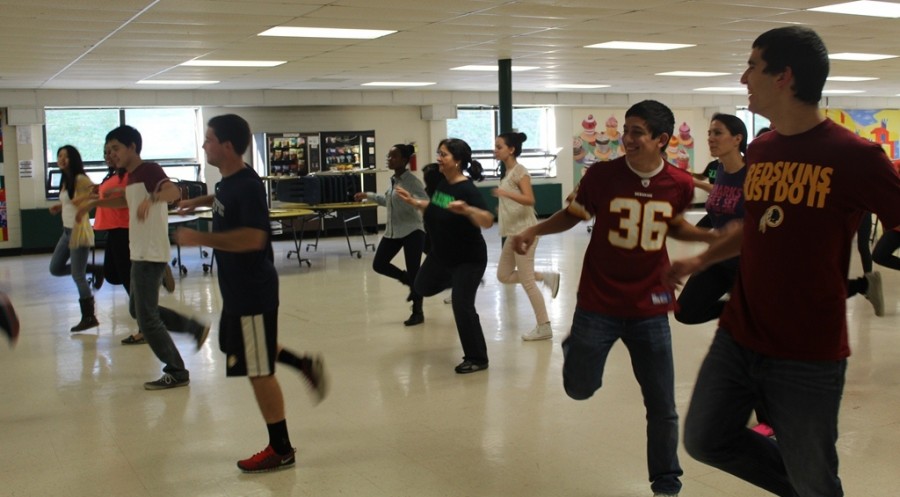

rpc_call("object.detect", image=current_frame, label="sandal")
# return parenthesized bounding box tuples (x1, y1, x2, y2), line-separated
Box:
(121, 334, 146, 345)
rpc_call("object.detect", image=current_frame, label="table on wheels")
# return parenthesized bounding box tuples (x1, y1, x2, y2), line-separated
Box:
(197, 207, 316, 268)
(280, 202, 377, 258)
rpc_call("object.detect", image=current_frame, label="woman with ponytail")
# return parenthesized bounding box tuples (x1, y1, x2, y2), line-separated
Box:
(395, 138, 494, 374)
(493, 131, 560, 341)
(48, 145, 103, 332)
(354, 144, 428, 326)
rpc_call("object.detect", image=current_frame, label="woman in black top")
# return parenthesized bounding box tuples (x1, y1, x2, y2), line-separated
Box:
(395, 139, 494, 374)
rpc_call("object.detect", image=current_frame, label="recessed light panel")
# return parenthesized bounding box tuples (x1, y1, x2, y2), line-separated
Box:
(657, 71, 731, 77)
(137, 80, 219, 85)
(809, 1, 900, 18)
(362, 82, 436, 87)
(181, 60, 286, 67)
(259, 27, 395, 39)
(586, 41, 694, 51)
(451, 65, 539, 72)
(830, 52, 897, 61)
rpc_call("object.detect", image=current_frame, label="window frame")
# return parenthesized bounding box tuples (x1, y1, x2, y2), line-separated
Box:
(43, 107, 202, 200)
(447, 105, 557, 180)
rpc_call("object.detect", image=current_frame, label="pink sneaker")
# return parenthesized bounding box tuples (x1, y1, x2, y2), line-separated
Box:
(751, 423, 775, 437)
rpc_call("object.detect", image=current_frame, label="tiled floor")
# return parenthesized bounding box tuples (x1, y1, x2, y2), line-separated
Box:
(1, 220, 898, 497)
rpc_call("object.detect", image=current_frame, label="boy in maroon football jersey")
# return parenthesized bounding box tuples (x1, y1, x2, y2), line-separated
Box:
(512, 100, 716, 497)
(668, 27, 900, 497)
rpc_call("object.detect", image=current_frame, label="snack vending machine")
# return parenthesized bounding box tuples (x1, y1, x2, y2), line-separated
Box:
(252, 132, 321, 177)
(319, 131, 377, 172)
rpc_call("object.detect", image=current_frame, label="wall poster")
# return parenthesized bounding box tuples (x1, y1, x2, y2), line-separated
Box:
(572, 111, 696, 184)
(825, 108, 900, 159)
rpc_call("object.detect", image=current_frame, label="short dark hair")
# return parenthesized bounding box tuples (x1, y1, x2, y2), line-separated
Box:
(105, 125, 143, 154)
(625, 100, 675, 140)
(496, 131, 528, 157)
(711, 113, 749, 154)
(207, 114, 251, 155)
(753, 26, 829, 105)
(391, 143, 415, 163)
(438, 138, 485, 182)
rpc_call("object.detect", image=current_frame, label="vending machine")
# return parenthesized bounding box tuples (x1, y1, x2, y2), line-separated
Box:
(252, 132, 321, 177)
(319, 131, 377, 172)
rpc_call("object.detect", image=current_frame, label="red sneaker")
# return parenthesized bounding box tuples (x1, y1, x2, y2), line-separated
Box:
(751, 423, 775, 438)
(237, 445, 296, 473)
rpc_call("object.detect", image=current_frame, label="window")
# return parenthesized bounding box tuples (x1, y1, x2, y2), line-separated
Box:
(736, 107, 771, 141)
(447, 106, 557, 179)
(43, 107, 201, 199)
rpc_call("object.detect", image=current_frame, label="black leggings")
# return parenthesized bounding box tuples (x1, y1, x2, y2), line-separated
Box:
(674, 257, 739, 325)
(372, 230, 425, 300)
(102, 228, 132, 294)
(415, 256, 488, 364)
(874, 230, 900, 271)
(857, 212, 873, 274)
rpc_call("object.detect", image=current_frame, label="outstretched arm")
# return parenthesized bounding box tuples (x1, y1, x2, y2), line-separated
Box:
(665, 220, 743, 288)
(510, 208, 583, 255)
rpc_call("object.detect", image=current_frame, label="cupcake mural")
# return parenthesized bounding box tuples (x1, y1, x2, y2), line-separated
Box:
(666, 135, 681, 163)
(675, 122, 695, 170)
(581, 114, 598, 144)
(573, 137, 586, 163)
(594, 132, 612, 161)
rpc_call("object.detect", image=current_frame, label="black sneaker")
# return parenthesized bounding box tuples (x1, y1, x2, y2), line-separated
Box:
(454, 360, 488, 374)
(91, 266, 105, 290)
(162, 265, 176, 293)
(404, 312, 424, 326)
(194, 322, 211, 351)
(143, 373, 189, 390)
(299, 355, 329, 404)
(0, 292, 20, 346)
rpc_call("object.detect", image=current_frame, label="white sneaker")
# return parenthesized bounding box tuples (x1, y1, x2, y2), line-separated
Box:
(522, 322, 552, 341)
(543, 272, 560, 299)
(865, 271, 884, 317)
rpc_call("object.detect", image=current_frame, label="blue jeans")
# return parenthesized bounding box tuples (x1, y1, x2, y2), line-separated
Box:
(684, 329, 846, 497)
(562, 308, 682, 495)
(130, 261, 202, 381)
(49, 228, 91, 300)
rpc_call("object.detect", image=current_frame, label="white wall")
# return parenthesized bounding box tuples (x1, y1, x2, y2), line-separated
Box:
(2, 89, 898, 250)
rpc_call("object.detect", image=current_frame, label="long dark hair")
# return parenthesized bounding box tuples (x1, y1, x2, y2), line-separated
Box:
(439, 138, 484, 182)
(711, 113, 748, 154)
(58, 145, 86, 199)
(496, 131, 527, 179)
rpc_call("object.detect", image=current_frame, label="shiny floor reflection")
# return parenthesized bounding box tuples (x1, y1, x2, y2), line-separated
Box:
(1, 220, 898, 497)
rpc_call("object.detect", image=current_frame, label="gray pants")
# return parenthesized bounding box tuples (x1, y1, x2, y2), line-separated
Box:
(129, 261, 202, 381)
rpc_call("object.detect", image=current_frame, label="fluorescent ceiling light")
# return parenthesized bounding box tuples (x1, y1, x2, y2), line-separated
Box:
(829, 52, 897, 61)
(137, 80, 219, 85)
(826, 76, 878, 81)
(451, 65, 539, 72)
(258, 27, 395, 39)
(809, 1, 900, 18)
(181, 60, 286, 67)
(693, 87, 746, 92)
(586, 41, 694, 51)
(822, 89, 865, 94)
(549, 84, 611, 89)
(657, 71, 731, 77)
(362, 81, 436, 87)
